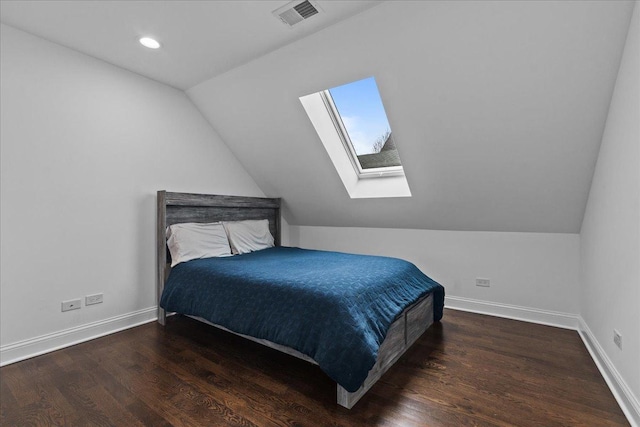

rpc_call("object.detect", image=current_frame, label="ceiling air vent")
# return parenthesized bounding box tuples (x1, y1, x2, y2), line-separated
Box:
(273, 0, 321, 27)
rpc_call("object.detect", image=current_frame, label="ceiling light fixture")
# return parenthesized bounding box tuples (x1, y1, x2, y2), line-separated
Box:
(139, 37, 160, 49)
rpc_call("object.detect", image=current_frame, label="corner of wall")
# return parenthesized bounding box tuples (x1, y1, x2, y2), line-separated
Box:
(578, 317, 640, 426)
(577, 2, 640, 425)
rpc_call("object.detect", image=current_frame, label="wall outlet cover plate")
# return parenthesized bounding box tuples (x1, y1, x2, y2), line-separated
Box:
(62, 299, 81, 312)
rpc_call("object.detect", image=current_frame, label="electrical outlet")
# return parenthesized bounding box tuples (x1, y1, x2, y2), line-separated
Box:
(614, 330, 622, 350)
(62, 299, 81, 312)
(476, 278, 491, 287)
(85, 293, 103, 306)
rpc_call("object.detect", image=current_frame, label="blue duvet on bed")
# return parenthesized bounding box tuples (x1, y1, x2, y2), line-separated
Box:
(160, 246, 444, 392)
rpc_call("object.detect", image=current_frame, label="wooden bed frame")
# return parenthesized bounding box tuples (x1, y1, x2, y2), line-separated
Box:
(157, 191, 435, 409)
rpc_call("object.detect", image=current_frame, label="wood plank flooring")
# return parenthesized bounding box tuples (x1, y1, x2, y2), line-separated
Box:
(0, 309, 629, 426)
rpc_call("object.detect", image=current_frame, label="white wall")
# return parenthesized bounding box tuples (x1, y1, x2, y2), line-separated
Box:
(290, 226, 580, 324)
(0, 24, 264, 360)
(580, 1, 640, 422)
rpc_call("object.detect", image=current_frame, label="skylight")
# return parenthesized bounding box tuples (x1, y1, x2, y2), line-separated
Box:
(300, 76, 411, 199)
(322, 77, 403, 177)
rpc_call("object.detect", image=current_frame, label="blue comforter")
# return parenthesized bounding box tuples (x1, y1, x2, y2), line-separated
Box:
(160, 246, 444, 392)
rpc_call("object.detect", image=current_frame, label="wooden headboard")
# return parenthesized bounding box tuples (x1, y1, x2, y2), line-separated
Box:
(156, 191, 281, 324)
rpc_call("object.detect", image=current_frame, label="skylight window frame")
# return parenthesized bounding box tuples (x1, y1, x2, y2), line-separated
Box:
(320, 90, 404, 179)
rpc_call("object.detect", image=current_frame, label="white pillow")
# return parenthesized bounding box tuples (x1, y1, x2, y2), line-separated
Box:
(223, 219, 275, 255)
(167, 222, 231, 267)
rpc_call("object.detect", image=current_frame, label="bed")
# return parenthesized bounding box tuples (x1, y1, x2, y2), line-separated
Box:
(156, 191, 444, 409)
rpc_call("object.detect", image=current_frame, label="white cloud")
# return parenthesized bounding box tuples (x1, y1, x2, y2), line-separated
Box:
(341, 115, 373, 155)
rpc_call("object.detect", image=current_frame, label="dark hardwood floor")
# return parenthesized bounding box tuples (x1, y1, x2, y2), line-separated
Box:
(1, 309, 629, 426)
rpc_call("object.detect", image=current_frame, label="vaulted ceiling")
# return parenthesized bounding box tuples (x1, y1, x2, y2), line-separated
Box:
(188, 1, 635, 232)
(1, 1, 635, 233)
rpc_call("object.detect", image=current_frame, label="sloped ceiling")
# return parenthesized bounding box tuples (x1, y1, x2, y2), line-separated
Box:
(188, 1, 635, 233)
(0, 1, 379, 90)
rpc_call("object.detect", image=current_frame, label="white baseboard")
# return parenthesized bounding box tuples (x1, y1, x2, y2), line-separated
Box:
(444, 295, 638, 427)
(445, 295, 580, 329)
(0, 306, 157, 367)
(1, 300, 637, 427)
(578, 318, 640, 427)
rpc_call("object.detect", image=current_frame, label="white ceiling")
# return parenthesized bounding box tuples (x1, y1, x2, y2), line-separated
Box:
(0, 0, 379, 90)
(188, 0, 635, 233)
(0, 0, 635, 233)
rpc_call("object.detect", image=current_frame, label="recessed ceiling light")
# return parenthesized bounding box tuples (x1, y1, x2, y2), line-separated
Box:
(139, 37, 160, 49)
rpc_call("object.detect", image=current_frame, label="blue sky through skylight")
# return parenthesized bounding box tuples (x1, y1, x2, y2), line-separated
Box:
(329, 77, 391, 155)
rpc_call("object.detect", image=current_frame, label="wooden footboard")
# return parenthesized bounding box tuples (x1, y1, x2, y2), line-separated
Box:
(337, 293, 434, 409)
(186, 293, 434, 410)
